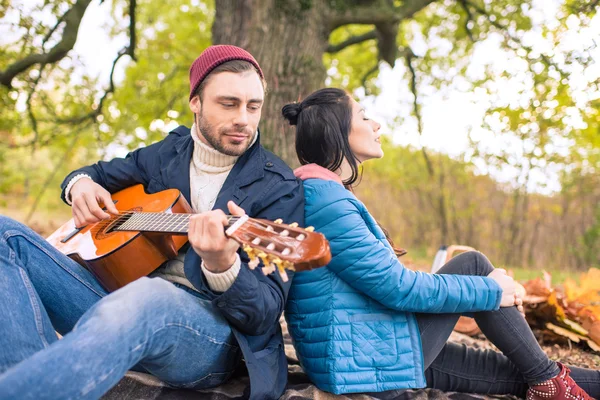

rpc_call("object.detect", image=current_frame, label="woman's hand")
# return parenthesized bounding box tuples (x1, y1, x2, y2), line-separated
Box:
(487, 268, 519, 308)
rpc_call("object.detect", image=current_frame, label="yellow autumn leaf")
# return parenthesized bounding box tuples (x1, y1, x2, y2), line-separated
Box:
(547, 291, 567, 321)
(546, 323, 584, 343)
(562, 319, 589, 336)
(567, 268, 600, 305)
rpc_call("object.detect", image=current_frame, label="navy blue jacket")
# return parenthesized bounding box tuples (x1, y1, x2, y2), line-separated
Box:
(61, 125, 305, 400)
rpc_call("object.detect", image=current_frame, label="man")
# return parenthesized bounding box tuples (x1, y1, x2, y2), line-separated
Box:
(0, 45, 304, 400)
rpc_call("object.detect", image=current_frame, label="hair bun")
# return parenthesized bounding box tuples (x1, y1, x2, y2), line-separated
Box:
(281, 103, 302, 126)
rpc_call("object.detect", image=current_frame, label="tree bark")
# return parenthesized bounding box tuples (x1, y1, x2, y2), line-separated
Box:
(212, 0, 330, 164)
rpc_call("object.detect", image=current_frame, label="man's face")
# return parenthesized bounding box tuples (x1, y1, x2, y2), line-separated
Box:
(189, 71, 264, 156)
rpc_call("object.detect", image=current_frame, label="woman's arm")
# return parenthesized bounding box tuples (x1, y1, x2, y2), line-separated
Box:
(310, 195, 502, 314)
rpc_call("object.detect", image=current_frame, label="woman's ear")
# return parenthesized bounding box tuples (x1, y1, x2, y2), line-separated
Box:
(189, 96, 201, 114)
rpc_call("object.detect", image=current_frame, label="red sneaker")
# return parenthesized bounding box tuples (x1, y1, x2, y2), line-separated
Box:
(527, 363, 595, 400)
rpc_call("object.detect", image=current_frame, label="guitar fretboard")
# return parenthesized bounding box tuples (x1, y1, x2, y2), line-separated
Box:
(114, 213, 237, 234)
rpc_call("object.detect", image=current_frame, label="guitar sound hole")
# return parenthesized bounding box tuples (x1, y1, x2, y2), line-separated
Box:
(105, 217, 127, 234)
(95, 208, 140, 240)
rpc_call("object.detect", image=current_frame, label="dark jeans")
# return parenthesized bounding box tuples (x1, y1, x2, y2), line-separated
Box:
(417, 251, 600, 398)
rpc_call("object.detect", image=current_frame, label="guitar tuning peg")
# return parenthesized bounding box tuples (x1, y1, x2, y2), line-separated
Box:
(248, 257, 260, 269)
(262, 263, 276, 276)
(243, 245, 257, 259)
(283, 261, 295, 271)
(305, 226, 315, 232)
(277, 266, 289, 282)
(271, 258, 289, 282)
(289, 222, 299, 228)
(274, 218, 283, 224)
(257, 251, 270, 265)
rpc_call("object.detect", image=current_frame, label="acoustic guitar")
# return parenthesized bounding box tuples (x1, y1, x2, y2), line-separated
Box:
(47, 184, 331, 292)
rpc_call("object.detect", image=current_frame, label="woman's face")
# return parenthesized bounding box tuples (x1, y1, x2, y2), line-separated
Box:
(348, 98, 383, 163)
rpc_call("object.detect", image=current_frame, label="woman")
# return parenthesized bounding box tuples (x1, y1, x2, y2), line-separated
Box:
(282, 88, 598, 399)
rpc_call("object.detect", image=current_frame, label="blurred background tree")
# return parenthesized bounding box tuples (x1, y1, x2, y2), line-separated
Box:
(0, 0, 598, 273)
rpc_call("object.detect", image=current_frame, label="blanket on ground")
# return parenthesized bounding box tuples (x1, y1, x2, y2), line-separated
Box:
(102, 320, 516, 400)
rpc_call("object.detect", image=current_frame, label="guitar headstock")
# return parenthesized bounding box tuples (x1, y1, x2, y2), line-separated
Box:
(225, 216, 331, 281)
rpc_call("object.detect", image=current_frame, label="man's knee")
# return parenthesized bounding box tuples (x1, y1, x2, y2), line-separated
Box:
(87, 278, 179, 329)
(0, 215, 30, 238)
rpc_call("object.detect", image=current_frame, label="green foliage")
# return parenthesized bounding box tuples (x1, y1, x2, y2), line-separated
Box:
(325, 25, 380, 93)
(0, 0, 213, 211)
(105, 0, 213, 147)
(0, 0, 598, 270)
(356, 139, 599, 270)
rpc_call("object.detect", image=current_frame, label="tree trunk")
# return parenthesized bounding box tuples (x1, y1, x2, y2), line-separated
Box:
(213, 0, 329, 165)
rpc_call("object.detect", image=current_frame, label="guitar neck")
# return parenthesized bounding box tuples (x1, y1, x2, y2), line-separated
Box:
(113, 212, 240, 235)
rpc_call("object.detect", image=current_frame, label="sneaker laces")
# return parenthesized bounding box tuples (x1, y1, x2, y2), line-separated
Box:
(560, 365, 593, 400)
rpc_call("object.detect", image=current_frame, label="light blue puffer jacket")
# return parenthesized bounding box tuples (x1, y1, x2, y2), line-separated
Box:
(285, 165, 502, 395)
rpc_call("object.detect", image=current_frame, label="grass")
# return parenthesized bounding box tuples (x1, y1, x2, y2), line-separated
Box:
(0, 204, 72, 237)
(401, 245, 580, 285)
(509, 266, 578, 285)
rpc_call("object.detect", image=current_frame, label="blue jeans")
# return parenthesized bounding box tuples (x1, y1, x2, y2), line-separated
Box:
(0, 216, 241, 400)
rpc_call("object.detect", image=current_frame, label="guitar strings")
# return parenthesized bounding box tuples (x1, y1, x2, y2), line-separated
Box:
(86, 211, 298, 238)
(87, 212, 245, 233)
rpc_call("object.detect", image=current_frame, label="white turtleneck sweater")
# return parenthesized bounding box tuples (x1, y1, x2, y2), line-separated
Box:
(66, 123, 256, 293)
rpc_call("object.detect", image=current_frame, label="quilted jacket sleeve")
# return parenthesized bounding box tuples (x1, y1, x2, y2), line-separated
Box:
(307, 183, 502, 314)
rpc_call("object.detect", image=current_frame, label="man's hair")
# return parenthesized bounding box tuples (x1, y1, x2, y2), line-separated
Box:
(193, 60, 267, 100)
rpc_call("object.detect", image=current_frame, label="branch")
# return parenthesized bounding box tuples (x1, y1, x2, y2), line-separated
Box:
(326, 30, 378, 53)
(39, 0, 138, 127)
(361, 63, 380, 95)
(405, 49, 435, 178)
(25, 64, 47, 151)
(25, 124, 86, 224)
(128, 0, 137, 61)
(42, 11, 67, 49)
(71, 0, 137, 121)
(329, 0, 437, 31)
(464, 0, 568, 78)
(571, 0, 599, 14)
(5, 41, 137, 150)
(459, 0, 475, 42)
(0, 0, 93, 88)
(375, 21, 399, 66)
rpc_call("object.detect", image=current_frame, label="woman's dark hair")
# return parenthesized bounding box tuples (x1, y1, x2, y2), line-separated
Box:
(282, 88, 361, 187)
(283, 88, 405, 257)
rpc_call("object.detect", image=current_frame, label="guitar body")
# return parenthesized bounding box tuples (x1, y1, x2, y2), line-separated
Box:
(47, 185, 192, 292)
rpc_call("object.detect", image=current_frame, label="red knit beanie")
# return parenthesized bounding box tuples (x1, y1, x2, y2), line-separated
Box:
(188, 45, 264, 101)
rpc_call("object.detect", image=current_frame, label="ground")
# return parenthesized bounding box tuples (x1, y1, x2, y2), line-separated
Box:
(101, 318, 599, 400)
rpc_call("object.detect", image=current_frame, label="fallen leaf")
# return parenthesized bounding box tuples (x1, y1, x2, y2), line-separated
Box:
(546, 323, 583, 343)
(524, 277, 552, 298)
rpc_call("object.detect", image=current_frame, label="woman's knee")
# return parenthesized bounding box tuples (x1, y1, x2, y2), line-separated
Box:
(438, 251, 494, 276)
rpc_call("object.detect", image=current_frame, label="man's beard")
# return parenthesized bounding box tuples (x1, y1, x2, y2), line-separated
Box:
(196, 112, 254, 157)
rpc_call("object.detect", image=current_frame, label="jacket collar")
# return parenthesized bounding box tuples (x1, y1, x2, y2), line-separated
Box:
(168, 125, 265, 208)
(212, 130, 265, 212)
(294, 163, 343, 185)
